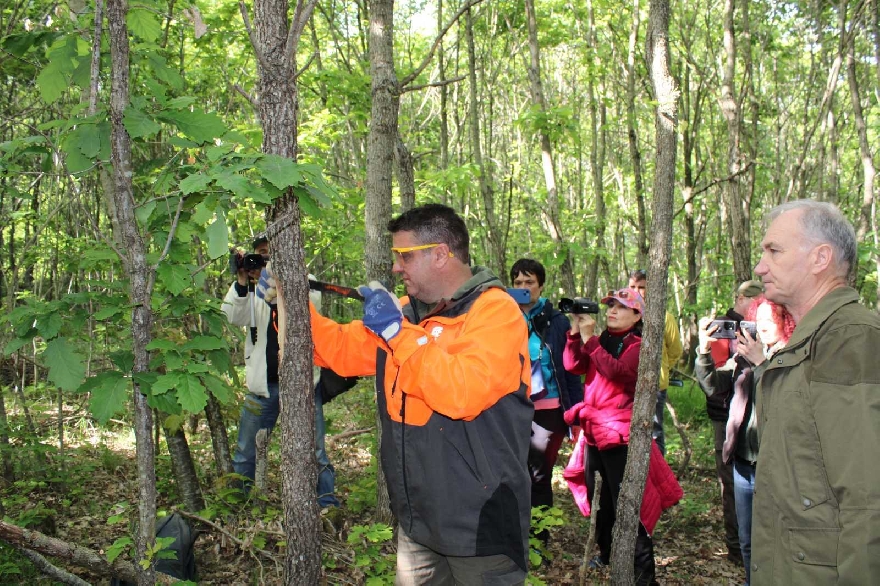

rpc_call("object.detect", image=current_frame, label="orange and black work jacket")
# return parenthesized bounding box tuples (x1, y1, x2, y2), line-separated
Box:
(310, 268, 534, 570)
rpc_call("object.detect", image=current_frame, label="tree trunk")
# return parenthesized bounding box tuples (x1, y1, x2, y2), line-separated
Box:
(163, 426, 206, 513)
(626, 0, 649, 269)
(366, 0, 398, 527)
(106, 0, 157, 582)
(245, 0, 323, 579)
(204, 393, 234, 477)
(395, 132, 416, 212)
(611, 0, 677, 582)
(720, 0, 751, 283)
(847, 10, 878, 299)
(585, 0, 607, 296)
(466, 7, 505, 275)
(524, 0, 576, 294)
(0, 385, 13, 484)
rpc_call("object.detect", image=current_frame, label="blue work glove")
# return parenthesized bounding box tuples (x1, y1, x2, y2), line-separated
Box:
(358, 281, 403, 342)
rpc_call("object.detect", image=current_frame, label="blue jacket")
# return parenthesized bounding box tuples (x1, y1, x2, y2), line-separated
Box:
(528, 299, 583, 412)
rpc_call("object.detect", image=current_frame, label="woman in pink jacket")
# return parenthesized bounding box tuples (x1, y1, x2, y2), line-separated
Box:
(563, 289, 665, 585)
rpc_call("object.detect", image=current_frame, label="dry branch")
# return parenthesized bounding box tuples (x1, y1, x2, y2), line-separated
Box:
(0, 519, 138, 583)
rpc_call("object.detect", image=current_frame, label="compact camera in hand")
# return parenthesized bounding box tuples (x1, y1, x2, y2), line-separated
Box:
(558, 297, 600, 315)
(229, 251, 267, 275)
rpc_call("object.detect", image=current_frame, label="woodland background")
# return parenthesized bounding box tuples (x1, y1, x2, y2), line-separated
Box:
(0, 0, 878, 582)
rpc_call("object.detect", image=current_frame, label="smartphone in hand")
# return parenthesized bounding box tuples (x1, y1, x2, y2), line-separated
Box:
(709, 319, 737, 339)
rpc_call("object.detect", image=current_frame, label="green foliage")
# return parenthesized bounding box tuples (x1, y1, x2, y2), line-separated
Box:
(347, 523, 395, 584)
(528, 505, 565, 568)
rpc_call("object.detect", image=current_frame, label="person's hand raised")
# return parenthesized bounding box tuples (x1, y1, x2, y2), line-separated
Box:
(570, 313, 596, 344)
(697, 317, 718, 354)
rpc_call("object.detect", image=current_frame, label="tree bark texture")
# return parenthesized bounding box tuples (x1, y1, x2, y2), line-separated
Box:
(466, 7, 505, 275)
(626, 0, 648, 269)
(163, 426, 206, 513)
(203, 393, 234, 477)
(366, 0, 398, 527)
(524, 0, 576, 294)
(106, 0, 157, 582)
(247, 0, 323, 579)
(847, 10, 878, 297)
(611, 0, 677, 582)
(720, 0, 751, 283)
(585, 0, 607, 296)
(0, 519, 140, 584)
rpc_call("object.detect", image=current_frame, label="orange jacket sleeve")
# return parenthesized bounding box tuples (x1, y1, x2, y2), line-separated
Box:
(309, 301, 380, 377)
(385, 289, 529, 421)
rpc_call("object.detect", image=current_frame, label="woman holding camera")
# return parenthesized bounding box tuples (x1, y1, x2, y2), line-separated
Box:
(562, 289, 681, 586)
(695, 295, 794, 585)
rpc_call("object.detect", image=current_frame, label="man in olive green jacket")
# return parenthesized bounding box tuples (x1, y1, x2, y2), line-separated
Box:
(752, 200, 880, 585)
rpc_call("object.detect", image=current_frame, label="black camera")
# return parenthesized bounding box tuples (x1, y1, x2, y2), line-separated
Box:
(558, 297, 600, 314)
(229, 251, 267, 275)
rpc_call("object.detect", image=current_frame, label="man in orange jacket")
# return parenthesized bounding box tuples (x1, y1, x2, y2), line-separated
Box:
(310, 204, 533, 584)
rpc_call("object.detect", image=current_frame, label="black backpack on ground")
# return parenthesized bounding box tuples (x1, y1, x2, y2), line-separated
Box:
(111, 512, 197, 585)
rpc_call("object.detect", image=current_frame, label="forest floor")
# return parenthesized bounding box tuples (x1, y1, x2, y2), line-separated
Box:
(0, 383, 744, 585)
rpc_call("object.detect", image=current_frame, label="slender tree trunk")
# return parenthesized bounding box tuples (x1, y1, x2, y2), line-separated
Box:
(626, 0, 649, 268)
(163, 427, 206, 512)
(204, 393, 233, 476)
(395, 132, 416, 212)
(720, 0, 750, 283)
(366, 0, 397, 527)
(585, 0, 607, 296)
(611, 0, 677, 581)
(0, 385, 13, 484)
(466, 7, 504, 275)
(524, 0, 575, 293)
(106, 0, 157, 582)
(846, 11, 878, 298)
(245, 0, 323, 579)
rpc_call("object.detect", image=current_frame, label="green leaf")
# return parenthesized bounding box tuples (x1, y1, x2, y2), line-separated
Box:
(157, 263, 191, 295)
(151, 372, 181, 396)
(179, 172, 211, 195)
(36, 62, 67, 104)
(161, 109, 226, 144)
(127, 9, 161, 42)
(4, 337, 31, 356)
(185, 363, 210, 374)
(44, 337, 85, 392)
(89, 373, 130, 423)
(109, 350, 134, 372)
(123, 107, 161, 139)
(36, 312, 63, 339)
(145, 339, 176, 351)
(212, 172, 251, 198)
(182, 335, 226, 351)
(205, 213, 228, 260)
(94, 305, 123, 320)
(207, 349, 232, 376)
(76, 124, 101, 158)
(256, 154, 301, 189)
(201, 374, 232, 403)
(177, 374, 208, 413)
(106, 537, 133, 564)
(166, 97, 197, 109)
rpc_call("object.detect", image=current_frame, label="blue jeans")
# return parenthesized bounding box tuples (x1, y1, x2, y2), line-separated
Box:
(315, 383, 340, 508)
(652, 390, 667, 455)
(233, 382, 280, 482)
(733, 458, 756, 585)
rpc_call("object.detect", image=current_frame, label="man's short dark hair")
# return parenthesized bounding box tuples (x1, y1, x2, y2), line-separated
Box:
(388, 204, 470, 263)
(252, 235, 269, 250)
(629, 269, 647, 282)
(510, 259, 546, 286)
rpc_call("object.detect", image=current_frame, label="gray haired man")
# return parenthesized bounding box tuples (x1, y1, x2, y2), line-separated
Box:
(751, 199, 880, 585)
